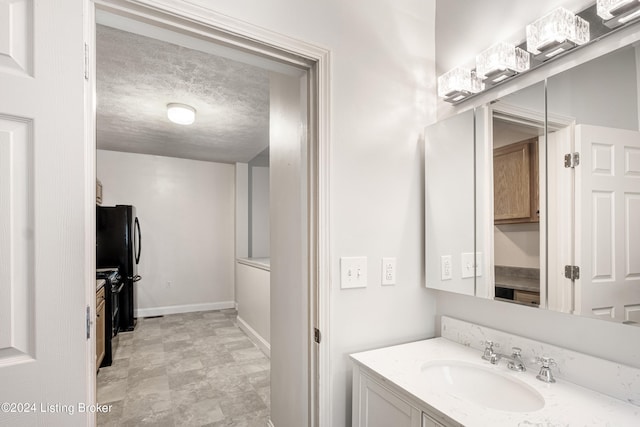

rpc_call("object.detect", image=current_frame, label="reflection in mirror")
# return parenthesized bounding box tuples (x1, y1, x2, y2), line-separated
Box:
(476, 82, 546, 307)
(547, 44, 640, 325)
(425, 109, 475, 296)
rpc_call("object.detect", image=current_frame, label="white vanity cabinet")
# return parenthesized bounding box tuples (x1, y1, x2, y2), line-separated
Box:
(352, 363, 448, 427)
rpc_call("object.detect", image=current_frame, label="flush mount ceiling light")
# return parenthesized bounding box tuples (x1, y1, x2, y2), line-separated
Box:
(167, 103, 196, 125)
(526, 7, 590, 61)
(597, 0, 640, 28)
(476, 42, 531, 85)
(437, 67, 484, 103)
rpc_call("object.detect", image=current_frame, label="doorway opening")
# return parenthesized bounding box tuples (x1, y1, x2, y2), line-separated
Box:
(89, 2, 328, 426)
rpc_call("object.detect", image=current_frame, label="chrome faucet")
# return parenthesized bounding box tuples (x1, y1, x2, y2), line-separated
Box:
(535, 357, 557, 383)
(481, 340, 501, 364)
(501, 347, 527, 372)
(482, 341, 527, 372)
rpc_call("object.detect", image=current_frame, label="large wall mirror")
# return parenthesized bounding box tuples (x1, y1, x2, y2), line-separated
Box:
(425, 41, 640, 327)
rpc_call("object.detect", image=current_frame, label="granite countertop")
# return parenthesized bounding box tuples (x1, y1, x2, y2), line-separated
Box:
(97, 279, 105, 291)
(495, 265, 539, 293)
(351, 338, 640, 426)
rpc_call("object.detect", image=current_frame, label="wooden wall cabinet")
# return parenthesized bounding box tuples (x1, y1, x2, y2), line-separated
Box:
(96, 286, 106, 369)
(493, 138, 539, 224)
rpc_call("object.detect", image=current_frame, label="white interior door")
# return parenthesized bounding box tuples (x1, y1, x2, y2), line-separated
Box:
(0, 1, 92, 426)
(575, 124, 640, 323)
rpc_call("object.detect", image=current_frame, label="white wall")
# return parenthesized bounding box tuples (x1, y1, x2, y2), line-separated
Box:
(236, 261, 270, 354)
(178, 1, 438, 426)
(236, 163, 249, 259)
(97, 150, 236, 315)
(250, 166, 270, 257)
(435, 0, 640, 372)
(494, 224, 540, 268)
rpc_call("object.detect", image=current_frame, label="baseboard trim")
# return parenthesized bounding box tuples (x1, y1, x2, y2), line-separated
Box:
(134, 301, 236, 318)
(237, 316, 271, 359)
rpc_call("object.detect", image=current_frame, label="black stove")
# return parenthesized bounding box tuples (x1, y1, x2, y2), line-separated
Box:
(96, 268, 122, 367)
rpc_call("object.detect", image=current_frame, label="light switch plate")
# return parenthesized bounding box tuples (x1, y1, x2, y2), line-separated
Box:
(462, 252, 482, 278)
(340, 257, 367, 289)
(381, 257, 396, 285)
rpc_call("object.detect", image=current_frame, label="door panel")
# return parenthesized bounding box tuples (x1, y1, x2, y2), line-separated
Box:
(576, 125, 640, 323)
(0, 0, 90, 425)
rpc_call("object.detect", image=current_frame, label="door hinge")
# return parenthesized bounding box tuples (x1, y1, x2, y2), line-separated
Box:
(564, 265, 580, 280)
(314, 327, 321, 344)
(86, 305, 91, 339)
(84, 43, 89, 81)
(564, 152, 580, 168)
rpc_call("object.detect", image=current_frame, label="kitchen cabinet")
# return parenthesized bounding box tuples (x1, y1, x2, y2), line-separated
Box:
(352, 364, 447, 427)
(493, 138, 539, 224)
(96, 286, 105, 369)
(514, 290, 540, 306)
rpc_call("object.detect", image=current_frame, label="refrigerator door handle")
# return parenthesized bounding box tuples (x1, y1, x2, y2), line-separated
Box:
(134, 217, 142, 264)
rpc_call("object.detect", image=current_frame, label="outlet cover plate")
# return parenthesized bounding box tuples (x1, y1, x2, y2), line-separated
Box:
(441, 255, 452, 280)
(381, 257, 396, 286)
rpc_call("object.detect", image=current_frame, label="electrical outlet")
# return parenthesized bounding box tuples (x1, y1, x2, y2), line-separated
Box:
(381, 257, 396, 286)
(340, 257, 367, 289)
(441, 255, 452, 280)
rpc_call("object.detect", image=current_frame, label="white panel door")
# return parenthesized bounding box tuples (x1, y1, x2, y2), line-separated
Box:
(0, 0, 91, 426)
(575, 125, 640, 323)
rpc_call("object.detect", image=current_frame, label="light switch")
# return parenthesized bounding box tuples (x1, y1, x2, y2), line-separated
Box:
(441, 255, 452, 280)
(340, 257, 367, 289)
(461, 253, 476, 278)
(381, 257, 396, 286)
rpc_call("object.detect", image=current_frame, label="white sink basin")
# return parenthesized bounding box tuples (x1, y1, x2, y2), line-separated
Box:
(420, 360, 545, 413)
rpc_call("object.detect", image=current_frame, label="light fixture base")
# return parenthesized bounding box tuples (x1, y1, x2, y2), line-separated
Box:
(443, 90, 473, 104)
(482, 68, 517, 85)
(532, 39, 578, 61)
(602, 4, 640, 28)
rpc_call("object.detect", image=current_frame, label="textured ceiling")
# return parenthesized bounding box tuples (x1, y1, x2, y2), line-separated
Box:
(96, 25, 270, 164)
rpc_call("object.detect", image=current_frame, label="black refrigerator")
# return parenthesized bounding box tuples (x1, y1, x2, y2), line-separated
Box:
(96, 205, 142, 332)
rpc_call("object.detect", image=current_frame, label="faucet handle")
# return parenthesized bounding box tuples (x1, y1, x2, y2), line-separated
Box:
(535, 356, 556, 368)
(481, 340, 499, 350)
(535, 356, 557, 383)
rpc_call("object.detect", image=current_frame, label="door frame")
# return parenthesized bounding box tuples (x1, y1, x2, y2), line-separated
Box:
(480, 101, 573, 308)
(87, 1, 331, 425)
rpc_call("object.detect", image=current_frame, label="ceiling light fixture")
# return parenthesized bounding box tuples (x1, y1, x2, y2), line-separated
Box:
(525, 7, 590, 61)
(167, 103, 196, 125)
(597, 0, 640, 27)
(476, 42, 530, 85)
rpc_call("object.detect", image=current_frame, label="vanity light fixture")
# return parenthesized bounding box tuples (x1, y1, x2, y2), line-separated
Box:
(167, 103, 196, 125)
(525, 7, 590, 61)
(476, 42, 530, 84)
(437, 66, 484, 103)
(597, 0, 640, 28)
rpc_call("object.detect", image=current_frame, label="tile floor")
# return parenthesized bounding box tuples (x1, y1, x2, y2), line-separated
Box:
(96, 309, 270, 427)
